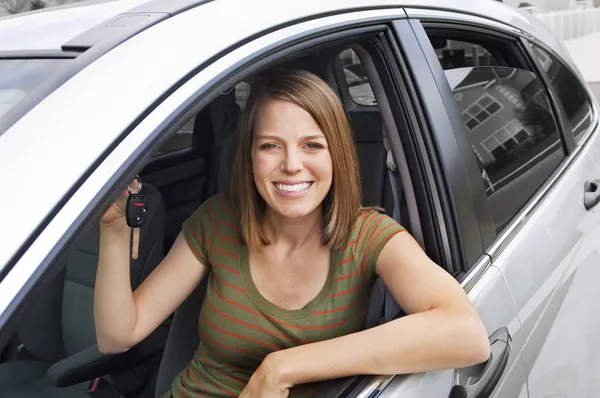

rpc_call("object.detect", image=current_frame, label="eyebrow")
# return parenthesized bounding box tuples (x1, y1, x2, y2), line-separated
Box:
(256, 134, 326, 141)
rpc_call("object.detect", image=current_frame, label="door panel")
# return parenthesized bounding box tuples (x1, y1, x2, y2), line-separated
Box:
(380, 265, 527, 397)
(490, 127, 600, 397)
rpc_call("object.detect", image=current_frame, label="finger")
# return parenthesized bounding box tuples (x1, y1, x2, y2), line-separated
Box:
(129, 178, 141, 195)
(120, 178, 141, 198)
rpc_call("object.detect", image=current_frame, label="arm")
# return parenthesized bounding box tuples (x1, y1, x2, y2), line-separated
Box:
(94, 188, 208, 354)
(259, 232, 490, 389)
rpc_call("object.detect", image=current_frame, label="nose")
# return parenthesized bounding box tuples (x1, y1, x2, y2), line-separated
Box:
(280, 148, 303, 174)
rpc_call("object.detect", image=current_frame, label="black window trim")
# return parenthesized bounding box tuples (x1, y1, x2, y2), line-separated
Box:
(403, 19, 491, 271)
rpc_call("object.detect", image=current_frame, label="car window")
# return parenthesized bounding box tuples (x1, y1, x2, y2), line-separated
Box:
(0, 59, 69, 135)
(338, 48, 376, 106)
(428, 36, 508, 69)
(530, 44, 594, 144)
(153, 115, 194, 156)
(428, 33, 565, 233)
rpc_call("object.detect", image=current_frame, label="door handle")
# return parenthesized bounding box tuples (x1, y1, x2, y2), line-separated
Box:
(448, 327, 511, 398)
(584, 180, 600, 210)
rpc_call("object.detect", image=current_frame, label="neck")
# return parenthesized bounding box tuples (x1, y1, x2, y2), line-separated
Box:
(262, 206, 323, 249)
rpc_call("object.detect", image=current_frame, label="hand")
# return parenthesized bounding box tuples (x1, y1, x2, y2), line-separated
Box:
(239, 354, 290, 398)
(100, 178, 140, 227)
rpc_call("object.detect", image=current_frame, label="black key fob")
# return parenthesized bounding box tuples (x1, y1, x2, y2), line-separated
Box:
(126, 194, 148, 228)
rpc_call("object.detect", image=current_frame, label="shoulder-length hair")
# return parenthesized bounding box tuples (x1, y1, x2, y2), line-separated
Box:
(229, 69, 363, 251)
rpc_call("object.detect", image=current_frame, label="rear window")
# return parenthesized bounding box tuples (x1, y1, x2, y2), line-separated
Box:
(0, 59, 68, 134)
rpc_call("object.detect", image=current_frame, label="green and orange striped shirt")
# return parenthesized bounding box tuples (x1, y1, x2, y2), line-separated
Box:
(165, 193, 405, 397)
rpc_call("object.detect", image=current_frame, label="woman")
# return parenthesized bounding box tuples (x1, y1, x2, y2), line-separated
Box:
(94, 69, 490, 398)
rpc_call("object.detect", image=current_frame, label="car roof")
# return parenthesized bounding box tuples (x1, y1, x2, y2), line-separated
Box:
(0, 0, 153, 52)
(0, 0, 567, 59)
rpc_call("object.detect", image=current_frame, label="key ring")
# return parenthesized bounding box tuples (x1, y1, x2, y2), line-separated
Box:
(128, 175, 142, 195)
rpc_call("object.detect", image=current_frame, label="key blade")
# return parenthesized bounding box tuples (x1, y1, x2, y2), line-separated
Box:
(132, 228, 140, 260)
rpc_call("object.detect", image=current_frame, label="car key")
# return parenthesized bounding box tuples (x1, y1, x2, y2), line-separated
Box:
(125, 176, 147, 259)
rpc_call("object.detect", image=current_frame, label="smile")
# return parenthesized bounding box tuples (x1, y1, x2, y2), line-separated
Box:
(273, 182, 313, 193)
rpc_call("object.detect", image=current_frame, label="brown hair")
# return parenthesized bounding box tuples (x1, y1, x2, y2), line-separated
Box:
(229, 69, 362, 251)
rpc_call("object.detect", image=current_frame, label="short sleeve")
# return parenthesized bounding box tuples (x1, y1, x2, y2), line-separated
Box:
(353, 210, 406, 281)
(181, 197, 219, 266)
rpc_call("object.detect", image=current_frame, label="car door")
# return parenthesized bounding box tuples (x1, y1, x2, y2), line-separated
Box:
(401, 7, 600, 398)
(372, 17, 529, 398)
(503, 40, 600, 397)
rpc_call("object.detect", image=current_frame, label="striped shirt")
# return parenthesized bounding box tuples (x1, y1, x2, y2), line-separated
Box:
(165, 193, 405, 397)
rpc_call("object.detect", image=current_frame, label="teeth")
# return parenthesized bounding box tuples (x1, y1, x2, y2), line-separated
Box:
(275, 182, 311, 192)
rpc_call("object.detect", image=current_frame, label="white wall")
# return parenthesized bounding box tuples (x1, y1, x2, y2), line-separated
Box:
(499, 0, 594, 13)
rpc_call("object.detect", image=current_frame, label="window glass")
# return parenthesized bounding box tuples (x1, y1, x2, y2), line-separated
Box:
(429, 37, 503, 69)
(437, 46, 565, 231)
(153, 115, 194, 156)
(531, 44, 593, 143)
(338, 49, 376, 106)
(0, 59, 69, 136)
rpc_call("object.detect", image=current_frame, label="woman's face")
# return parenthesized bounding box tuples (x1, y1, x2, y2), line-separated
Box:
(251, 98, 333, 220)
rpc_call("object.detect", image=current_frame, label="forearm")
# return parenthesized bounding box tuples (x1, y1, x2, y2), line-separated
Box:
(94, 223, 137, 353)
(272, 306, 490, 387)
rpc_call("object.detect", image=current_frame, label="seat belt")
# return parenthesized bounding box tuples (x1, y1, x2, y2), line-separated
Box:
(380, 129, 403, 324)
(382, 131, 402, 222)
(386, 150, 402, 222)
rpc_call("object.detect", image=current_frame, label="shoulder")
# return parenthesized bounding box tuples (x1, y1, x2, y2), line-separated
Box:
(349, 208, 405, 251)
(353, 208, 400, 233)
(198, 192, 239, 219)
(186, 192, 241, 231)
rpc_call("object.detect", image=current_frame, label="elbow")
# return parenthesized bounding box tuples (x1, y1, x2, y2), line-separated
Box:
(96, 334, 133, 355)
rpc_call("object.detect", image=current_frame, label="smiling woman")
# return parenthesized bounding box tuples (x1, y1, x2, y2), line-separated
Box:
(93, 68, 490, 398)
(230, 69, 361, 251)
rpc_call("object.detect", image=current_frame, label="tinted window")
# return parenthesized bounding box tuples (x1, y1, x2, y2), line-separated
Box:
(0, 59, 68, 134)
(153, 115, 194, 156)
(444, 64, 565, 231)
(338, 49, 376, 106)
(531, 45, 593, 143)
(429, 37, 507, 69)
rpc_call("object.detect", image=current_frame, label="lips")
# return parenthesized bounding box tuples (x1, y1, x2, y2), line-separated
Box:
(272, 181, 314, 193)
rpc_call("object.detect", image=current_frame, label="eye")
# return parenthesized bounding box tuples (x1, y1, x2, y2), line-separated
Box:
(305, 142, 324, 150)
(259, 143, 279, 150)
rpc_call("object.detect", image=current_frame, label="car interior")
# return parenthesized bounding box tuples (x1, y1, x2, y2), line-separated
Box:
(0, 38, 429, 398)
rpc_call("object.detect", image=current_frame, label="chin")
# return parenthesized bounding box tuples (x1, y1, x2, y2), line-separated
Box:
(272, 203, 318, 219)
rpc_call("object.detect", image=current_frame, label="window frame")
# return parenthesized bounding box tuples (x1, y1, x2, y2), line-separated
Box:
(412, 17, 576, 272)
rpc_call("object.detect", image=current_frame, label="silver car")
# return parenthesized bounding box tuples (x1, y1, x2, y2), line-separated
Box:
(1, 0, 599, 397)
